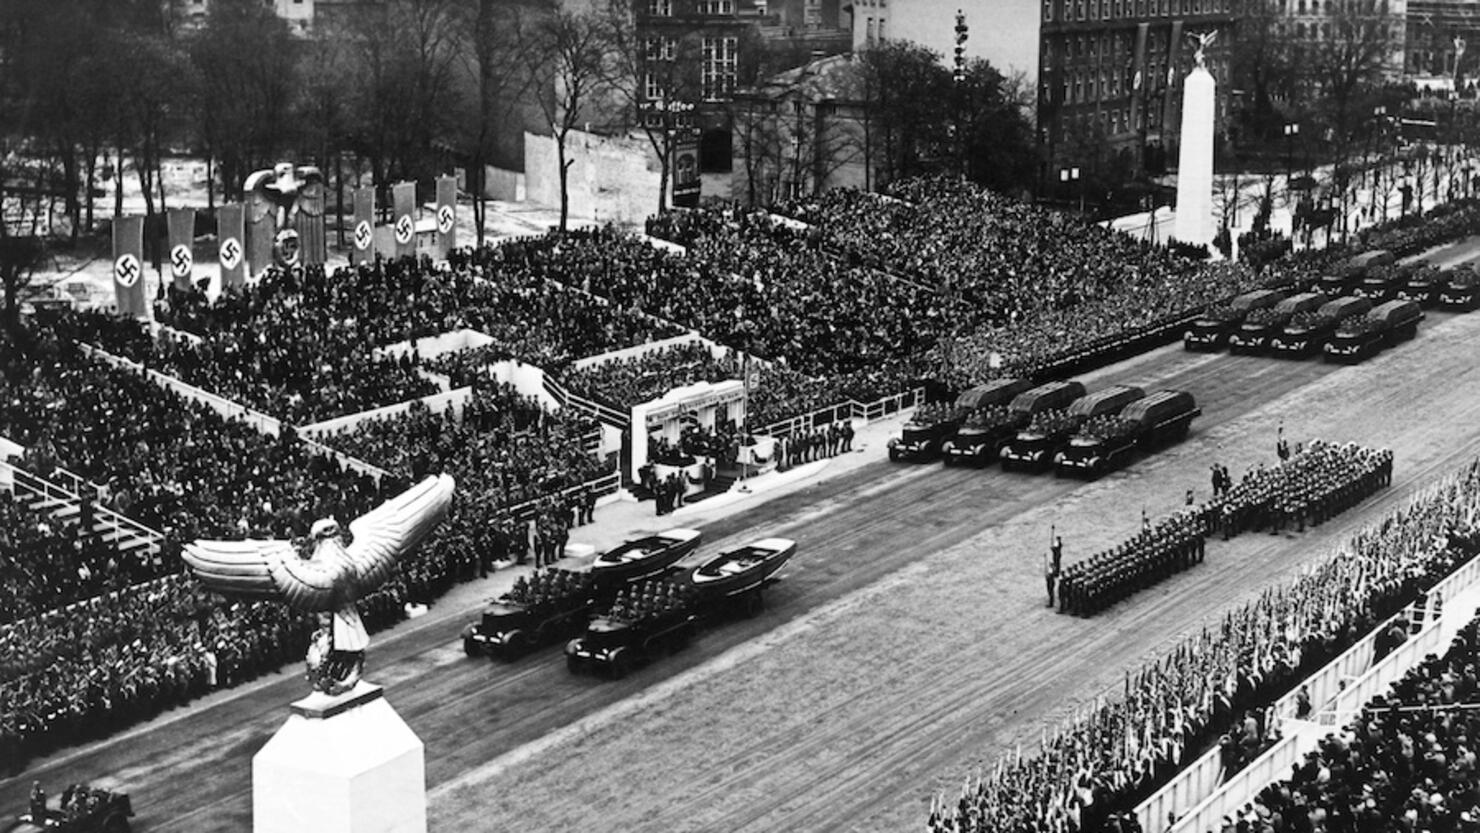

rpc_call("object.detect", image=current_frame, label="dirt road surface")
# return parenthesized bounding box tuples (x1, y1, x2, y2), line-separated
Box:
(5, 246, 1480, 832)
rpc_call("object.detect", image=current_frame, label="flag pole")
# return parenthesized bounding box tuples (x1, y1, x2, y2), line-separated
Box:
(738, 352, 751, 493)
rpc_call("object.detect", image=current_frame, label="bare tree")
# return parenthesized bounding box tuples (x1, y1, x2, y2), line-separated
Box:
(1305, 0, 1401, 144)
(454, 0, 520, 246)
(519, 7, 614, 230)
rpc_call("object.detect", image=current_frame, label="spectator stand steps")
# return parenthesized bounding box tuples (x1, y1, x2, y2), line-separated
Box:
(0, 458, 162, 570)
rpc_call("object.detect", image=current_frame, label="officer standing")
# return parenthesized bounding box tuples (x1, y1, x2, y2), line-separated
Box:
(1045, 535, 1063, 608)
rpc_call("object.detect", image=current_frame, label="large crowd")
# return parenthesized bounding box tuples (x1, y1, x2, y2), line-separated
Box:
(1225, 614, 1480, 833)
(934, 457, 1480, 833)
(0, 493, 134, 626)
(1199, 440, 1394, 540)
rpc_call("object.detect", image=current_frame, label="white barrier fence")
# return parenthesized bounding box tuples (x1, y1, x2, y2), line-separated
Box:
(299, 387, 474, 439)
(0, 459, 162, 564)
(1155, 560, 1480, 833)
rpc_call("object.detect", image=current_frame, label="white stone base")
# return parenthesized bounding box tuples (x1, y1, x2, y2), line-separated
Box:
(253, 682, 426, 833)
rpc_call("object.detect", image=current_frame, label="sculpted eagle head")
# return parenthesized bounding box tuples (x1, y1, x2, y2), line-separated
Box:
(310, 518, 342, 541)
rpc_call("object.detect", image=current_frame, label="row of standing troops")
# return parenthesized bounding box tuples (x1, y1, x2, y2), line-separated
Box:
(1051, 514, 1207, 616)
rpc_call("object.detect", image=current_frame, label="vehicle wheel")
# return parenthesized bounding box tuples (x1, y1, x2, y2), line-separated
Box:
(463, 636, 479, 657)
(888, 448, 900, 462)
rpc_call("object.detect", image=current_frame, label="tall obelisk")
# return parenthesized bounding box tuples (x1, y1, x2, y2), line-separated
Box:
(1173, 32, 1217, 247)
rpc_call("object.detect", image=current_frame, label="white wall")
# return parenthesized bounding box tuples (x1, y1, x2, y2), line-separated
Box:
(524, 130, 664, 226)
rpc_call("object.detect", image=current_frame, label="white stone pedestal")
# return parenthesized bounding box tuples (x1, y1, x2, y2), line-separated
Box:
(1173, 66, 1217, 248)
(253, 682, 426, 833)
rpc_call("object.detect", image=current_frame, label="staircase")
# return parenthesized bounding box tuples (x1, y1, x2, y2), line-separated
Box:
(683, 472, 737, 504)
(3, 461, 163, 568)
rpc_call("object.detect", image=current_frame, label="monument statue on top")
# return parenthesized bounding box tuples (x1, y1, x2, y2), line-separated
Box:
(1172, 29, 1218, 248)
(182, 474, 454, 695)
(243, 162, 328, 271)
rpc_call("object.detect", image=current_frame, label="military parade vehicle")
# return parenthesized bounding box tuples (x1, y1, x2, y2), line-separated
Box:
(1397, 264, 1445, 306)
(1000, 385, 1143, 472)
(463, 568, 598, 659)
(938, 378, 1032, 466)
(1228, 292, 1329, 354)
(887, 400, 962, 462)
(946, 380, 1085, 467)
(566, 537, 797, 677)
(1322, 298, 1421, 363)
(1055, 389, 1201, 477)
(1269, 296, 1372, 357)
(7, 785, 133, 833)
(1439, 266, 1480, 310)
(1317, 249, 1395, 296)
(1354, 261, 1421, 302)
(587, 528, 702, 588)
(1182, 289, 1286, 351)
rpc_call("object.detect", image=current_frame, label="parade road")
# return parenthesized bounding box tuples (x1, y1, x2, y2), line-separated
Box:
(6, 243, 1480, 832)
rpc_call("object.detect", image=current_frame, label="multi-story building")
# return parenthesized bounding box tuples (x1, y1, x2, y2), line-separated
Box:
(169, 0, 318, 34)
(847, 0, 1040, 83)
(1405, 0, 1470, 79)
(1038, 0, 1235, 185)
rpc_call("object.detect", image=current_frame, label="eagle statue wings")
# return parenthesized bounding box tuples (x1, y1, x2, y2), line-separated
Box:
(243, 162, 327, 270)
(183, 474, 455, 694)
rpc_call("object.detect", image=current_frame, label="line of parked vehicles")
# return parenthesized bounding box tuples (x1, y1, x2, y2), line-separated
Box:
(1185, 249, 1476, 360)
(461, 529, 798, 679)
(887, 377, 1202, 478)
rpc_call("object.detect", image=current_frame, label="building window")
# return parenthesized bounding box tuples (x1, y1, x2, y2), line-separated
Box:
(649, 0, 672, 15)
(878, 18, 885, 38)
(645, 72, 664, 100)
(646, 36, 677, 61)
(702, 36, 737, 100)
(1044, 0, 1053, 20)
(866, 16, 875, 42)
(699, 0, 733, 13)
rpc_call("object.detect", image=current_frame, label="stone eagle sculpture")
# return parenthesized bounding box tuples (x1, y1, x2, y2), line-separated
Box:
(183, 474, 455, 695)
(243, 162, 326, 269)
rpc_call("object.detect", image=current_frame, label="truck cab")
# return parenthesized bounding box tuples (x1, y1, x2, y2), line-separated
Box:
(1397, 263, 1443, 306)
(939, 378, 1032, 466)
(1270, 296, 1372, 357)
(1183, 289, 1287, 351)
(1228, 292, 1329, 354)
(1319, 249, 1395, 296)
(1056, 389, 1199, 477)
(887, 400, 961, 462)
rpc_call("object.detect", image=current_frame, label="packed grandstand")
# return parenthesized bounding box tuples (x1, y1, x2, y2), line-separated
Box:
(6, 175, 1480, 832)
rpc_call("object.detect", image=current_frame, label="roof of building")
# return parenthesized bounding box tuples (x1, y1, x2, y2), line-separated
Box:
(743, 52, 869, 102)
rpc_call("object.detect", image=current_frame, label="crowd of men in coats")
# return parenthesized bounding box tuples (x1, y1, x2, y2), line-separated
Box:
(1222, 614, 1480, 833)
(935, 457, 1480, 833)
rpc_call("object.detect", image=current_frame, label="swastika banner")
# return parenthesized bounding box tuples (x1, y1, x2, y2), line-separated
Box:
(166, 207, 195, 291)
(352, 185, 375, 265)
(435, 176, 456, 258)
(111, 215, 147, 318)
(392, 181, 416, 260)
(218, 203, 246, 289)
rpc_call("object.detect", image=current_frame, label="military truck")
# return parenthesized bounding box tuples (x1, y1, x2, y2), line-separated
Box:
(1354, 261, 1422, 302)
(564, 577, 697, 679)
(1269, 296, 1372, 357)
(1397, 264, 1445, 306)
(1439, 267, 1479, 311)
(1228, 292, 1329, 354)
(936, 378, 1034, 466)
(1323, 299, 1423, 363)
(1000, 385, 1143, 472)
(1055, 389, 1201, 477)
(1318, 249, 1395, 296)
(462, 568, 597, 659)
(1183, 289, 1287, 351)
(945, 379, 1085, 467)
(887, 400, 962, 462)
(9, 784, 133, 833)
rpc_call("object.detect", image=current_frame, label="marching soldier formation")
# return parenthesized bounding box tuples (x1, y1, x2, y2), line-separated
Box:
(1198, 439, 1393, 540)
(1055, 512, 1205, 616)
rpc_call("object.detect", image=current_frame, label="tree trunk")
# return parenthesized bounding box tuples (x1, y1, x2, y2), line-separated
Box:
(557, 131, 571, 232)
(114, 145, 125, 219)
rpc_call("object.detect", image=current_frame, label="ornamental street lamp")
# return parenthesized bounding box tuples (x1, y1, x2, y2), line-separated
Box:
(1283, 122, 1300, 201)
(1060, 166, 1083, 214)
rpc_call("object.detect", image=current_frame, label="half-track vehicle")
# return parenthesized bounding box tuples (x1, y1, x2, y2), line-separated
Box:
(1439, 267, 1479, 311)
(7, 784, 132, 833)
(1000, 384, 1143, 472)
(463, 568, 597, 659)
(1228, 292, 1329, 354)
(1269, 296, 1372, 357)
(1056, 389, 1200, 477)
(1183, 289, 1287, 351)
(947, 379, 1085, 467)
(887, 400, 961, 462)
(564, 577, 698, 678)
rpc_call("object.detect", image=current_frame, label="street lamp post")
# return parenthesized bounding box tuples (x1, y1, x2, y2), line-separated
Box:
(1061, 167, 1083, 214)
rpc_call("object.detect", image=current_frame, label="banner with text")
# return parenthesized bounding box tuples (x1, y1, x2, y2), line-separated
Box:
(218, 204, 246, 289)
(352, 185, 375, 265)
(166, 207, 195, 291)
(392, 181, 416, 260)
(672, 135, 700, 208)
(111, 215, 147, 318)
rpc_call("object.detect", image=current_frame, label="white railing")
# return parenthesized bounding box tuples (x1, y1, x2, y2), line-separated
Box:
(758, 386, 926, 440)
(501, 469, 621, 523)
(1, 459, 162, 563)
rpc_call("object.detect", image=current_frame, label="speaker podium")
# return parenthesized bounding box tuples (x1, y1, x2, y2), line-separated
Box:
(253, 683, 426, 833)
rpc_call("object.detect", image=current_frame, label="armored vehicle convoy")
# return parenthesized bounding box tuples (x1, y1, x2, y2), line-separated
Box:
(1055, 389, 1201, 477)
(1228, 292, 1329, 354)
(1000, 385, 1143, 472)
(1269, 296, 1372, 357)
(1317, 249, 1395, 296)
(1183, 289, 1287, 351)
